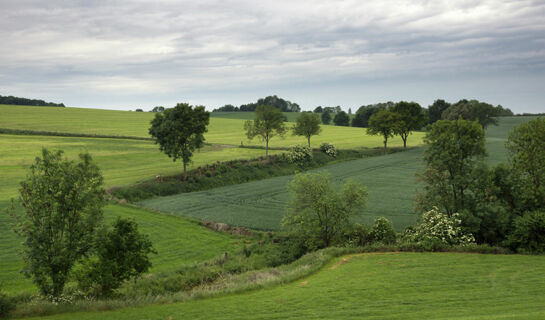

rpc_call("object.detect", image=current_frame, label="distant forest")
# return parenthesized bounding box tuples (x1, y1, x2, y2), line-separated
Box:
(0, 94, 65, 107)
(213, 95, 301, 112)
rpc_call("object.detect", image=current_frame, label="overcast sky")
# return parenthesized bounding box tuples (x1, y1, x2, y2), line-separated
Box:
(1, 0, 544, 112)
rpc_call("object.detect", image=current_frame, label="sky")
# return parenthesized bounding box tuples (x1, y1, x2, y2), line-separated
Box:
(1, 0, 544, 113)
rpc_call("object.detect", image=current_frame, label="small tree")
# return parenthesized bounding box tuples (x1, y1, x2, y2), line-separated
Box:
(244, 105, 287, 160)
(76, 218, 156, 297)
(333, 111, 350, 126)
(367, 109, 401, 152)
(293, 112, 321, 147)
(10, 149, 105, 297)
(392, 101, 427, 148)
(282, 172, 367, 248)
(321, 111, 332, 125)
(149, 103, 210, 180)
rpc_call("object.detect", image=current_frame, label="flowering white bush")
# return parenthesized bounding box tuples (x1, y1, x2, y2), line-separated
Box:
(409, 207, 475, 245)
(319, 143, 337, 158)
(286, 145, 313, 167)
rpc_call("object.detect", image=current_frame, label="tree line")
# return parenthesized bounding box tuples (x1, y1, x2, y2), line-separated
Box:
(213, 95, 301, 112)
(0, 94, 65, 107)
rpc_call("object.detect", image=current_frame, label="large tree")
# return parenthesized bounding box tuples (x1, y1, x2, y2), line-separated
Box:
(282, 172, 367, 248)
(367, 109, 401, 152)
(333, 111, 350, 126)
(419, 119, 486, 216)
(392, 101, 427, 148)
(244, 105, 287, 160)
(427, 99, 451, 125)
(351, 104, 385, 128)
(321, 111, 332, 125)
(442, 99, 499, 129)
(11, 149, 105, 297)
(149, 103, 210, 180)
(292, 112, 321, 147)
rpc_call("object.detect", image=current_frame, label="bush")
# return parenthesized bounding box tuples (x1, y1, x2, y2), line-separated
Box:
(370, 217, 397, 244)
(342, 223, 372, 247)
(263, 235, 309, 267)
(285, 145, 313, 168)
(508, 211, 545, 253)
(408, 207, 475, 246)
(0, 287, 14, 318)
(319, 143, 337, 158)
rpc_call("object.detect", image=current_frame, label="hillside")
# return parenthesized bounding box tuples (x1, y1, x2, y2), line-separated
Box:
(30, 252, 545, 320)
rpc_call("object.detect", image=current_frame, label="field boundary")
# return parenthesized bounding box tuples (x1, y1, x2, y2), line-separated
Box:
(0, 128, 153, 141)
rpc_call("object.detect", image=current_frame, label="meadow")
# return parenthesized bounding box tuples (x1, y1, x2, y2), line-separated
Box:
(0, 202, 241, 294)
(138, 116, 527, 231)
(29, 252, 545, 320)
(0, 104, 423, 149)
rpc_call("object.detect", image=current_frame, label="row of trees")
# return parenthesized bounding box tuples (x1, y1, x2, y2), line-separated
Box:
(213, 95, 301, 112)
(0, 94, 65, 107)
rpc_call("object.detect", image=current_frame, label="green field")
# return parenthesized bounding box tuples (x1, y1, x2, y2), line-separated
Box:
(0, 202, 240, 294)
(0, 104, 423, 149)
(211, 111, 300, 122)
(31, 252, 545, 320)
(138, 116, 531, 231)
(0, 134, 280, 200)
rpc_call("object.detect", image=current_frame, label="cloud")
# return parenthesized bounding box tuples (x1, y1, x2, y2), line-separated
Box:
(0, 0, 544, 111)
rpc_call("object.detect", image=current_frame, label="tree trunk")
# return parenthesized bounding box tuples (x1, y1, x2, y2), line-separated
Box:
(183, 161, 187, 180)
(383, 136, 388, 153)
(403, 135, 407, 148)
(265, 138, 269, 162)
(307, 136, 311, 148)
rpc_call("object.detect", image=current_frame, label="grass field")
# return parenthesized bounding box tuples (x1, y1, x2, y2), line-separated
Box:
(138, 116, 533, 231)
(30, 252, 545, 320)
(0, 104, 423, 149)
(0, 202, 240, 294)
(0, 134, 280, 200)
(211, 111, 300, 122)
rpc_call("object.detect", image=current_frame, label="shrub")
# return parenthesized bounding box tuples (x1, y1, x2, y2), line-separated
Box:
(319, 143, 337, 158)
(285, 145, 313, 168)
(409, 207, 475, 246)
(263, 235, 309, 267)
(342, 223, 372, 247)
(370, 217, 397, 244)
(508, 211, 545, 253)
(0, 287, 14, 318)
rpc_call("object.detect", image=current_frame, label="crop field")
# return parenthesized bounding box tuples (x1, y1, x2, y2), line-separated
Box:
(0, 134, 280, 199)
(0, 202, 240, 294)
(0, 104, 424, 149)
(211, 111, 300, 122)
(32, 252, 545, 320)
(138, 116, 532, 231)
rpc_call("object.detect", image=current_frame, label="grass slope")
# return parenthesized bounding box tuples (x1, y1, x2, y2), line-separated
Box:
(138, 116, 533, 231)
(0, 202, 240, 294)
(31, 252, 545, 320)
(211, 111, 300, 122)
(0, 134, 279, 200)
(0, 104, 423, 149)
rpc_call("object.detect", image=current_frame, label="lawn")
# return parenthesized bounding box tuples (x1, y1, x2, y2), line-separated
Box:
(0, 104, 424, 149)
(138, 116, 534, 231)
(0, 202, 241, 294)
(0, 134, 280, 200)
(30, 252, 545, 320)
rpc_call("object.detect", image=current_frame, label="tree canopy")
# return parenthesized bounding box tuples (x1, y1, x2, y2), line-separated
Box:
(333, 111, 350, 126)
(149, 103, 210, 179)
(244, 105, 287, 160)
(292, 112, 321, 147)
(0, 94, 65, 107)
(392, 101, 427, 148)
(321, 111, 332, 125)
(367, 109, 401, 152)
(442, 99, 499, 129)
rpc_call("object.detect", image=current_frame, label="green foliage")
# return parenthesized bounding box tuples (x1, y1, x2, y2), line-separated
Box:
(392, 101, 427, 148)
(427, 99, 450, 125)
(244, 105, 287, 159)
(342, 223, 372, 247)
(419, 119, 486, 216)
(442, 99, 499, 129)
(11, 149, 105, 297)
(320, 111, 332, 125)
(408, 207, 475, 246)
(367, 109, 402, 151)
(370, 217, 397, 244)
(508, 211, 545, 253)
(292, 112, 321, 146)
(262, 235, 309, 267)
(238, 95, 301, 112)
(282, 172, 368, 248)
(333, 111, 350, 126)
(319, 143, 337, 158)
(285, 145, 313, 169)
(76, 218, 156, 297)
(506, 117, 545, 209)
(149, 103, 210, 178)
(0, 285, 14, 318)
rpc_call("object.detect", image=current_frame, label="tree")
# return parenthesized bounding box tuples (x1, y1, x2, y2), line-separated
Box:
(10, 149, 105, 297)
(239, 95, 301, 112)
(442, 99, 499, 129)
(292, 112, 321, 147)
(313, 106, 323, 113)
(367, 109, 401, 152)
(282, 172, 367, 248)
(351, 104, 385, 127)
(150, 106, 165, 113)
(418, 119, 486, 216)
(76, 218, 156, 297)
(348, 107, 352, 115)
(506, 117, 545, 209)
(149, 103, 210, 180)
(244, 105, 287, 160)
(333, 111, 350, 126)
(392, 101, 427, 148)
(321, 111, 332, 125)
(428, 99, 450, 125)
